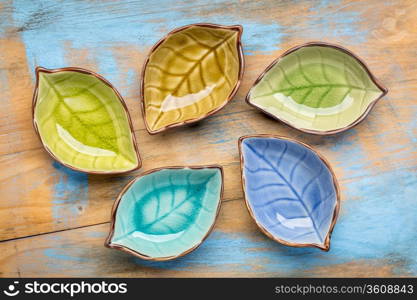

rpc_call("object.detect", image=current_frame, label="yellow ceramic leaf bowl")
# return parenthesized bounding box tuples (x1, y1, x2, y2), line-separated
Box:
(141, 23, 244, 134)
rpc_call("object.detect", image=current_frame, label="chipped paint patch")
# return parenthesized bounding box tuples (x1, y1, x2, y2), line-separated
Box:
(304, 0, 370, 43)
(51, 161, 89, 223)
(12, 0, 286, 90)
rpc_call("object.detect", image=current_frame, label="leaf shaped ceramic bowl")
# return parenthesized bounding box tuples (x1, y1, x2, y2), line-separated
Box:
(105, 165, 223, 260)
(238, 135, 340, 251)
(32, 67, 141, 174)
(246, 42, 388, 135)
(141, 23, 244, 134)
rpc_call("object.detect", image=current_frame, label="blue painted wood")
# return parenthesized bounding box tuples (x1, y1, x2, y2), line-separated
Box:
(0, 0, 416, 276)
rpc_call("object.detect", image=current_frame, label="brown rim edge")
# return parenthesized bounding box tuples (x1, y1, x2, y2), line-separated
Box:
(238, 134, 341, 251)
(245, 41, 389, 135)
(140, 23, 245, 135)
(32, 66, 142, 175)
(104, 165, 224, 261)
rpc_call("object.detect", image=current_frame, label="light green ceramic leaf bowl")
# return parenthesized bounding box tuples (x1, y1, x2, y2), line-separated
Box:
(246, 42, 388, 134)
(33, 67, 141, 174)
(105, 166, 223, 261)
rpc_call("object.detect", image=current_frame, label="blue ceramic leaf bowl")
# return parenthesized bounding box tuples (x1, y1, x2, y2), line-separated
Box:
(105, 165, 223, 260)
(238, 135, 340, 251)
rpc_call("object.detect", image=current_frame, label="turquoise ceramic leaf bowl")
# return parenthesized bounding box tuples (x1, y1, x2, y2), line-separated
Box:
(105, 165, 224, 260)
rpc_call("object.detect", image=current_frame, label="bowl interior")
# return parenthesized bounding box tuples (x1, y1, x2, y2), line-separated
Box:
(110, 167, 222, 259)
(241, 137, 338, 247)
(143, 25, 242, 132)
(248, 45, 385, 132)
(34, 70, 138, 173)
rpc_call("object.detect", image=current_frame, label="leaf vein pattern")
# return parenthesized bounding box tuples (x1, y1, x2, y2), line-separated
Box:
(245, 143, 323, 241)
(255, 83, 372, 99)
(141, 173, 217, 230)
(42, 75, 133, 165)
(317, 48, 332, 83)
(296, 53, 315, 85)
(289, 149, 308, 181)
(253, 197, 299, 208)
(248, 182, 287, 192)
(150, 33, 236, 127)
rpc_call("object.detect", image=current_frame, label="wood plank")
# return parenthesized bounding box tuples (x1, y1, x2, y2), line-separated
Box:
(1, 166, 415, 277)
(1, 89, 415, 241)
(0, 0, 416, 241)
(0, 0, 416, 277)
(1, 0, 416, 156)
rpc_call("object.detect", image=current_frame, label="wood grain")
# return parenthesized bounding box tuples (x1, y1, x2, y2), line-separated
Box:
(0, 0, 416, 277)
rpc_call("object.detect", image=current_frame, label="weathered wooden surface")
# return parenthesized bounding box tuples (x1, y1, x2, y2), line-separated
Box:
(0, 0, 416, 277)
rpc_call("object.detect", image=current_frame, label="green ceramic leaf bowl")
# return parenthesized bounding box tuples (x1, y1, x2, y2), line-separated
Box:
(32, 67, 141, 174)
(105, 165, 223, 261)
(246, 42, 388, 135)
